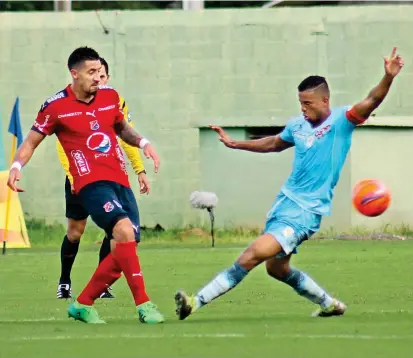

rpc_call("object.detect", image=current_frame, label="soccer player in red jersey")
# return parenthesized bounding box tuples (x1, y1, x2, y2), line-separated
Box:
(7, 46, 164, 324)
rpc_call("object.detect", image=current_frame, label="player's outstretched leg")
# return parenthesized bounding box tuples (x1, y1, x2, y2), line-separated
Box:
(98, 235, 118, 299)
(265, 256, 346, 317)
(175, 233, 283, 320)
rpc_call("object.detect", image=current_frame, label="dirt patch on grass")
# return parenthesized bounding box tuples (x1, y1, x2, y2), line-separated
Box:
(322, 233, 412, 241)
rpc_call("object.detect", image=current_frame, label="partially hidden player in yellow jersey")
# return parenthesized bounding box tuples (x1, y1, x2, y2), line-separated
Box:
(56, 57, 149, 299)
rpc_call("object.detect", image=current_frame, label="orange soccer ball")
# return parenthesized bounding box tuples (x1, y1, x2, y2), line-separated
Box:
(352, 179, 391, 217)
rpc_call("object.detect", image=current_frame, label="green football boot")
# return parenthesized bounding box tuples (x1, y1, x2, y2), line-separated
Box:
(137, 301, 165, 324)
(68, 300, 105, 324)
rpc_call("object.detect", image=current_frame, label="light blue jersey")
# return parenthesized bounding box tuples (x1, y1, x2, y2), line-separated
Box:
(279, 106, 355, 216)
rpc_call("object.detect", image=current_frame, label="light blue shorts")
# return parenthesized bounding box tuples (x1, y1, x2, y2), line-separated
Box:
(264, 194, 321, 258)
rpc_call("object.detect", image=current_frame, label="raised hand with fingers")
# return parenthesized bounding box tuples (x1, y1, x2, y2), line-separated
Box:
(384, 47, 404, 78)
(209, 125, 236, 148)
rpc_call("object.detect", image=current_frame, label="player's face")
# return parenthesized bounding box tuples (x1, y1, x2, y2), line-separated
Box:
(298, 90, 329, 123)
(71, 60, 101, 95)
(99, 66, 110, 85)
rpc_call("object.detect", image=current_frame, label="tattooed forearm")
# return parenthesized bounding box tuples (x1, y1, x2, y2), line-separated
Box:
(115, 121, 143, 148)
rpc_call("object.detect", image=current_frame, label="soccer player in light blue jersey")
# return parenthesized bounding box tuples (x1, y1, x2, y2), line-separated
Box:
(175, 47, 404, 320)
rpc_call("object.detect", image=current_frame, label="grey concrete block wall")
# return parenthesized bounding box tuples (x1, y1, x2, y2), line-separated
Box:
(1, 6, 413, 231)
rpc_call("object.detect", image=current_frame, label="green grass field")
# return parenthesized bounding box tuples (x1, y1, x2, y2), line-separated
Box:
(0, 239, 412, 358)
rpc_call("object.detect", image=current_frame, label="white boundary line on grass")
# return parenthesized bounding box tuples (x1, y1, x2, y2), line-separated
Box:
(0, 333, 412, 342)
(1, 309, 411, 323)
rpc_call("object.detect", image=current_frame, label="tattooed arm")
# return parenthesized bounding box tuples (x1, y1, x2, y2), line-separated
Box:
(114, 120, 144, 147)
(114, 120, 160, 173)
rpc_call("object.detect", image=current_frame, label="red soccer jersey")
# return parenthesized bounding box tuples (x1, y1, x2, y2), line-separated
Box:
(32, 84, 130, 194)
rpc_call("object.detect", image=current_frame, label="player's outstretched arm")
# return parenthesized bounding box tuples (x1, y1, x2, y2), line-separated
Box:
(114, 120, 160, 173)
(350, 47, 404, 122)
(7, 130, 46, 192)
(210, 125, 293, 153)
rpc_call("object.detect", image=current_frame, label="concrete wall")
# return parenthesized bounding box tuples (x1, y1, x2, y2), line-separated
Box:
(1, 6, 413, 231)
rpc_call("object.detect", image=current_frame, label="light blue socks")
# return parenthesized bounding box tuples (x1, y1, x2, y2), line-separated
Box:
(195, 262, 248, 309)
(281, 268, 334, 309)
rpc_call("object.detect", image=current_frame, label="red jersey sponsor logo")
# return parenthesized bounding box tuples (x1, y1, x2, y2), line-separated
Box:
(71, 150, 90, 176)
(58, 112, 82, 119)
(86, 110, 96, 118)
(33, 114, 50, 133)
(98, 105, 115, 112)
(115, 144, 128, 175)
(86, 132, 111, 153)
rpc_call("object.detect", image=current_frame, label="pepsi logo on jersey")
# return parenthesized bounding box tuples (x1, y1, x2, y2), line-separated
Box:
(86, 132, 111, 153)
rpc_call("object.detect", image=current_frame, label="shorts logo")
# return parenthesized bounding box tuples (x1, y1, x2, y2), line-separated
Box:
(70, 150, 90, 176)
(103, 202, 115, 213)
(282, 226, 295, 238)
(87, 132, 111, 153)
(90, 120, 99, 131)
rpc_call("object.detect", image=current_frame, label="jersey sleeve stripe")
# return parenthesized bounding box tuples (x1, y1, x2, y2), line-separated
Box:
(346, 107, 366, 125)
(31, 126, 46, 135)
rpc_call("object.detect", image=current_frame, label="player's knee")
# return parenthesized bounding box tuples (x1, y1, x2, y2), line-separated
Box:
(265, 261, 290, 281)
(67, 220, 86, 242)
(238, 234, 280, 270)
(112, 217, 135, 243)
(237, 247, 262, 271)
(67, 229, 83, 242)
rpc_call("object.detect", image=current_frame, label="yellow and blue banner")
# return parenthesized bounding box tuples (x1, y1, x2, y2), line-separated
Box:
(0, 97, 30, 250)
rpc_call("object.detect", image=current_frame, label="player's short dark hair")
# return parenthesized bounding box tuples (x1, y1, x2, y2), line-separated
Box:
(67, 46, 100, 70)
(100, 57, 109, 76)
(298, 75, 329, 93)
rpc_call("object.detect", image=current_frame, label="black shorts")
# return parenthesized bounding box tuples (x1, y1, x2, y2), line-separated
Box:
(78, 181, 140, 242)
(65, 176, 89, 221)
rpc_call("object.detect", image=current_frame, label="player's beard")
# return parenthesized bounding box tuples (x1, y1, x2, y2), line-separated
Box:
(88, 84, 99, 95)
